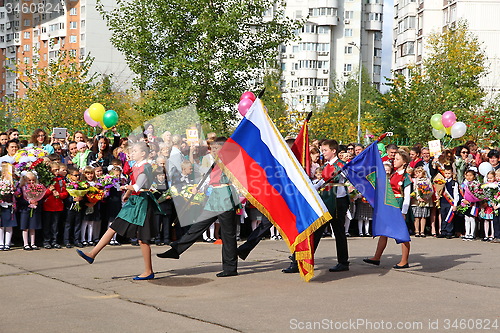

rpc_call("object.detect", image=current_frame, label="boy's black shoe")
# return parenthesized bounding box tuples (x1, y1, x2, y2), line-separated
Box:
(156, 247, 180, 259)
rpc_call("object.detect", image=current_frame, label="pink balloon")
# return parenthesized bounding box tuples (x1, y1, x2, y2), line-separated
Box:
(84, 109, 99, 127)
(442, 111, 457, 128)
(240, 91, 256, 102)
(238, 98, 254, 116)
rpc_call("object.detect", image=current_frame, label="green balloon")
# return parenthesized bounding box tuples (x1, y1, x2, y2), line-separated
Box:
(430, 114, 444, 130)
(103, 110, 119, 128)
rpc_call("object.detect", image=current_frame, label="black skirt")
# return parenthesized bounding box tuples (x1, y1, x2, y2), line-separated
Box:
(110, 195, 157, 244)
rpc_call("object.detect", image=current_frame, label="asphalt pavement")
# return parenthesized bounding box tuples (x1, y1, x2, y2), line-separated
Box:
(1, 235, 499, 333)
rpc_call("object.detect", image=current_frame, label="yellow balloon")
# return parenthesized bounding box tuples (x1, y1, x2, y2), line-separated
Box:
(445, 126, 452, 135)
(89, 103, 106, 122)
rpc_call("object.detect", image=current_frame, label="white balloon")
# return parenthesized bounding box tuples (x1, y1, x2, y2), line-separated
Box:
(451, 121, 467, 139)
(432, 128, 446, 139)
(478, 162, 493, 177)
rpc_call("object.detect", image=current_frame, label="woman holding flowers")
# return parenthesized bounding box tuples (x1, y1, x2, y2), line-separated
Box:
(411, 166, 433, 237)
(27, 129, 54, 155)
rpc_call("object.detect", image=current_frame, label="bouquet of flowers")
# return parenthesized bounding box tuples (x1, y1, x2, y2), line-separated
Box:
(481, 183, 499, 201)
(0, 179, 14, 203)
(464, 180, 485, 203)
(14, 153, 54, 188)
(13, 147, 47, 164)
(86, 187, 105, 204)
(433, 178, 446, 185)
(66, 181, 91, 211)
(22, 183, 47, 209)
(411, 179, 433, 207)
(169, 184, 206, 205)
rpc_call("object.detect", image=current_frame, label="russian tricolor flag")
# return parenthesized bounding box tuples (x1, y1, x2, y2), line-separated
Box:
(217, 99, 331, 281)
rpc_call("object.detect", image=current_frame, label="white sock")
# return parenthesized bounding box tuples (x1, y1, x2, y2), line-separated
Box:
(5, 227, 13, 246)
(22, 230, 29, 246)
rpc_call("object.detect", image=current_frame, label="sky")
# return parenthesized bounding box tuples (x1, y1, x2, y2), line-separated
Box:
(381, 0, 394, 92)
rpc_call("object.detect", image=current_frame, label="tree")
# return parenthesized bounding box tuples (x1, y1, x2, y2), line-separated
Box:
(378, 21, 488, 145)
(309, 71, 383, 144)
(6, 51, 136, 135)
(97, 0, 302, 134)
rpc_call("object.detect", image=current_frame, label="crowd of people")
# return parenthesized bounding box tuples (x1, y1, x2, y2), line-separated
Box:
(0, 125, 498, 269)
(312, 140, 500, 244)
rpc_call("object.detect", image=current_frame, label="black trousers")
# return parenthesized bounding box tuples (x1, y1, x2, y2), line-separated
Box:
(493, 214, 500, 239)
(313, 195, 349, 265)
(64, 209, 83, 245)
(171, 209, 238, 273)
(43, 211, 62, 245)
(237, 216, 273, 256)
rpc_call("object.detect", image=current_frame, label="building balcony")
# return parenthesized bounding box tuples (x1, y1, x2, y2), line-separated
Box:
(365, 3, 383, 14)
(313, 16, 338, 26)
(364, 20, 382, 31)
(308, 0, 338, 9)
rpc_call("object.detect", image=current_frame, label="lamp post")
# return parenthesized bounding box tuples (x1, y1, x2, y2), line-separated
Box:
(348, 41, 362, 144)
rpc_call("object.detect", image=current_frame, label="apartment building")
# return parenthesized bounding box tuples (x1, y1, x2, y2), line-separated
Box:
(278, 0, 384, 112)
(0, 0, 133, 99)
(393, 0, 500, 98)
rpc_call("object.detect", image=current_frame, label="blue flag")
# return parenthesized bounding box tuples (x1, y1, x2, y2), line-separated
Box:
(341, 141, 411, 243)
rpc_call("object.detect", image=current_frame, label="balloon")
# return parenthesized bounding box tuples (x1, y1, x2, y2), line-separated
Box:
(430, 114, 444, 130)
(240, 91, 256, 102)
(445, 126, 452, 135)
(451, 121, 467, 139)
(84, 109, 99, 127)
(103, 110, 119, 128)
(88, 103, 106, 122)
(478, 162, 493, 177)
(432, 128, 446, 139)
(442, 111, 457, 128)
(238, 98, 253, 116)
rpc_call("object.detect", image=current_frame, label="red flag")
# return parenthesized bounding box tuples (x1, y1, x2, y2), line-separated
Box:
(291, 113, 312, 177)
(290, 112, 315, 280)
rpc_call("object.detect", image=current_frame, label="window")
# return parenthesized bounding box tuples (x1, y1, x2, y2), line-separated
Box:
(345, 11, 354, 19)
(301, 25, 316, 33)
(14, 21, 20, 28)
(345, 46, 353, 54)
(23, 44, 30, 52)
(24, 57, 30, 64)
(70, 7, 77, 15)
(374, 32, 382, 41)
(344, 64, 352, 72)
(81, 20, 86, 28)
(308, 7, 337, 17)
(374, 48, 382, 57)
(24, 19, 31, 27)
(70, 35, 77, 43)
(70, 21, 78, 29)
(281, 63, 286, 71)
(369, 13, 382, 21)
(344, 29, 353, 37)
(317, 26, 329, 34)
(24, 31, 31, 39)
(80, 33, 85, 41)
(69, 49, 77, 57)
(293, 45, 299, 53)
(373, 65, 381, 75)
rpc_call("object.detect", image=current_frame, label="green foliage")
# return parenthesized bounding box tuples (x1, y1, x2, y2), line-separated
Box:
(6, 51, 135, 135)
(309, 70, 383, 143)
(378, 21, 488, 145)
(97, 0, 302, 134)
